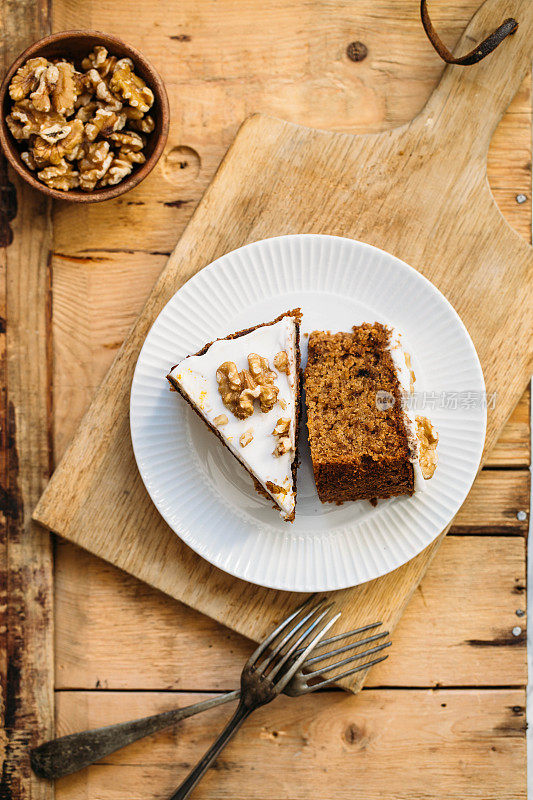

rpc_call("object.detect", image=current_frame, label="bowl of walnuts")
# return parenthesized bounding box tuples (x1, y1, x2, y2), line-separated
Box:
(0, 30, 169, 202)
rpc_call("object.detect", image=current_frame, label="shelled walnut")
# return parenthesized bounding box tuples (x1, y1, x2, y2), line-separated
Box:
(239, 429, 254, 448)
(37, 159, 79, 191)
(274, 351, 290, 374)
(78, 141, 113, 190)
(81, 46, 117, 78)
(9, 57, 48, 101)
(247, 353, 279, 412)
(110, 59, 154, 113)
(5, 45, 155, 192)
(272, 417, 293, 458)
(216, 354, 280, 419)
(33, 119, 84, 167)
(85, 108, 123, 141)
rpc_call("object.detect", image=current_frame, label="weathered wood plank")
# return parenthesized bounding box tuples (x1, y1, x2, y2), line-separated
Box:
(52, 251, 166, 459)
(0, 183, 54, 800)
(486, 388, 530, 468)
(453, 470, 529, 533)
(55, 534, 526, 690)
(0, 3, 54, 799)
(54, 688, 526, 800)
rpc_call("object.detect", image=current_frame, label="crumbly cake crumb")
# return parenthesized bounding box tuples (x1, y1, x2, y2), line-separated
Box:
(304, 322, 414, 503)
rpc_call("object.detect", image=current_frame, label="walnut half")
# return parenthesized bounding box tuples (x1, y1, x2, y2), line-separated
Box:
(78, 141, 113, 190)
(33, 119, 84, 167)
(37, 159, 79, 191)
(216, 361, 258, 420)
(109, 59, 154, 113)
(9, 57, 48, 101)
(216, 354, 280, 419)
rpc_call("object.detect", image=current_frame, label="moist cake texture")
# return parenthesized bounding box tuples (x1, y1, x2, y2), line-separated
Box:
(167, 310, 301, 521)
(304, 322, 437, 504)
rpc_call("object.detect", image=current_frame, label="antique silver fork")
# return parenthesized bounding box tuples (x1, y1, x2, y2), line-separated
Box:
(31, 599, 390, 781)
(168, 599, 389, 800)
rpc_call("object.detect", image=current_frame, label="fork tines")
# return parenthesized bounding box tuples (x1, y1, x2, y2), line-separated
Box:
(289, 616, 391, 694)
(249, 596, 340, 692)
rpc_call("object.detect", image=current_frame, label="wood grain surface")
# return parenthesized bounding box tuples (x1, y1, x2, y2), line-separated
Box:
(1, 0, 529, 797)
(53, 689, 526, 800)
(0, 3, 55, 800)
(33, 0, 533, 697)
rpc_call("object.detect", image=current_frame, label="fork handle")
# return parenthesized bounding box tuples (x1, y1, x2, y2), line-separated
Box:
(168, 702, 252, 800)
(30, 690, 240, 780)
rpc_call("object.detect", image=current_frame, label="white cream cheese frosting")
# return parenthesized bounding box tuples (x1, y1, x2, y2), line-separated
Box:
(387, 328, 435, 492)
(169, 317, 298, 520)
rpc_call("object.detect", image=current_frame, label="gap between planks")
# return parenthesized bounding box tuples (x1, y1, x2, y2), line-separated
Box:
(53, 684, 527, 693)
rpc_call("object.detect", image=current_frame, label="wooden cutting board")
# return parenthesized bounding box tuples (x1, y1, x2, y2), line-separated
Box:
(34, 0, 533, 692)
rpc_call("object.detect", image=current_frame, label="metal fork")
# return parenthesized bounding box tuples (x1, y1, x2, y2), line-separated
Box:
(167, 597, 338, 800)
(167, 599, 389, 800)
(30, 605, 390, 781)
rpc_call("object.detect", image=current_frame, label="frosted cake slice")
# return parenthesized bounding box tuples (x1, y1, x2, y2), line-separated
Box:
(167, 310, 302, 521)
(304, 322, 438, 504)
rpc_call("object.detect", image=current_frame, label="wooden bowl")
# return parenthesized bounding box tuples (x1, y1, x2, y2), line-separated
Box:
(0, 30, 170, 203)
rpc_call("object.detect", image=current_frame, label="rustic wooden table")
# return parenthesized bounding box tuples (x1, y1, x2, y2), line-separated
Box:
(1, 1, 530, 799)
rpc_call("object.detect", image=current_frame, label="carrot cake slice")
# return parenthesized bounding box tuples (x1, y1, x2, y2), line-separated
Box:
(304, 322, 437, 504)
(167, 310, 301, 521)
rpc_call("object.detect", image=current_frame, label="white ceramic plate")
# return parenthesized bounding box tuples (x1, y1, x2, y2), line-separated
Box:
(131, 234, 486, 591)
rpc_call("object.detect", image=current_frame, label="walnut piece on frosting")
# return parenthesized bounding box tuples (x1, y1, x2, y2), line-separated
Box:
(216, 361, 252, 420)
(272, 417, 292, 457)
(216, 353, 279, 419)
(272, 417, 290, 436)
(247, 353, 279, 413)
(213, 414, 228, 427)
(273, 437, 292, 457)
(416, 416, 438, 479)
(239, 428, 254, 448)
(274, 350, 290, 374)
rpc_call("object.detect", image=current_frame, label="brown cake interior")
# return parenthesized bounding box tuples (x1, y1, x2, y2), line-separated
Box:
(304, 322, 414, 503)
